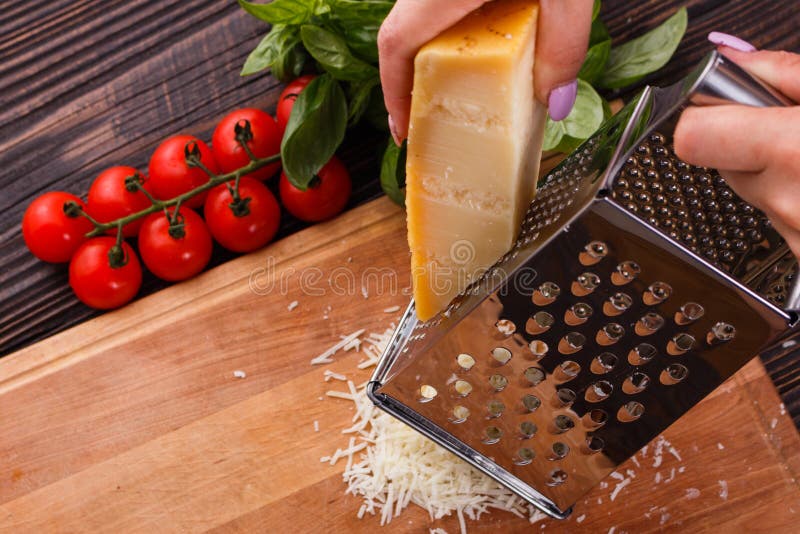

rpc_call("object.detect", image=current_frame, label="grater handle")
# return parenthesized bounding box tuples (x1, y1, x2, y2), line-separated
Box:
(685, 51, 793, 108)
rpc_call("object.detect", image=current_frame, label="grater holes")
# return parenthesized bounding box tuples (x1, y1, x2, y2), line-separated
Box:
(418, 385, 438, 402)
(520, 395, 541, 415)
(604, 292, 633, 316)
(585, 380, 613, 403)
(551, 415, 575, 434)
(532, 282, 561, 305)
(456, 353, 475, 371)
(555, 388, 577, 408)
(495, 319, 516, 336)
(643, 281, 672, 305)
(529, 340, 549, 360)
(555, 361, 581, 383)
(450, 405, 470, 423)
(611, 261, 641, 285)
(526, 311, 555, 335)
(524, 367, 546, 386)
(520, 421, 538, 438)
(546, 470, 568, 486)
(559, 332, 587, 354)
(583, 436, 605, 454)
(675, 302, 704, 325)
(514, 447, 536, 465)
(628, 343, 657, 365)
(596, 323, 625, 346)
(454, 380, 473, 397)
(565, 303, 593, 325)
(548, 442, 570, 460)
(489, 374, 508, 392)
(591, 352, 618, 374)
(579, 241, 608, 266)
(708, 322, 736, 344)
(618, 401, 645, 422)
(660, 363, 689, 385)
(572, 272, 601, 296)
(583, 409, 609, 429)
(667, 332, 696, 355)
(491, 347, 512, 365)
(487, 399, 505, 418)
(622, 372, 650, 394)
(635, 312, 665, 336)
(483, 426, 502, 444)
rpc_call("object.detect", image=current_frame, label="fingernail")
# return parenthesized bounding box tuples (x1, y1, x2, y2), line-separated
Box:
(388, 115, 401, 146)
(548, 80, 578, 122)
(708, 32, 757, 52)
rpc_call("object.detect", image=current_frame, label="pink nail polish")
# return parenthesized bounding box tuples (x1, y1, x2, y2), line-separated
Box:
(548, 80, 578, 122)
(388, 115, 401, 146)
(708, 32, 757, 52)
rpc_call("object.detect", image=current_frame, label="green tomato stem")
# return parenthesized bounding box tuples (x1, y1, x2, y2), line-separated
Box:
(83, 152, 280, 238)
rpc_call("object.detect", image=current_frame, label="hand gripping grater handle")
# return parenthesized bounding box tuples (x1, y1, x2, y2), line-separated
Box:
(368, 50, 798, 520)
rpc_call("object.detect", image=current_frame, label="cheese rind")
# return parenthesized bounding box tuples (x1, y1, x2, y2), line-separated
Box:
(406, 0, 546, 320)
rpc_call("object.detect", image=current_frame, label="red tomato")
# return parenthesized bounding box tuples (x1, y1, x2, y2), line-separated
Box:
(212, 108, 282, 181)
(148, 134, 219, 208)
(204, 177, 281, 253)
(86, 166, 152, 237)
(138, 207, 212, 281)
(276, 75, 316, 132)
(69, 237, 142, 309)
(279, 156, 351, 222)
(22, 191, 94, 263)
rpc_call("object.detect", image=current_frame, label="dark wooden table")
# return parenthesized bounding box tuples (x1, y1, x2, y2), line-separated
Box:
(1, 0, 799, 419)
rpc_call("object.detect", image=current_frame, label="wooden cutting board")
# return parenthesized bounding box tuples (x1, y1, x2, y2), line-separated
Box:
(2, 196, 800, 533)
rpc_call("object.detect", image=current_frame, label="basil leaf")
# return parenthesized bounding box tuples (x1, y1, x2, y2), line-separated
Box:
(241, 25, 300, 77)
(281, 74, 348, 188)
(238, 0, 314, 25)
(543, 79, 604, 152)
(589, 17, 610, 46)
(300, 24, 379, 81)
(380, 139, 406, 206)
(364, 84, 389, 131)
(348, 77, 380, 125)
(598, 7, 688, 89)
(271, 43, 307, 81)
(343, 26, 380, 63)
(577, 38, 610, 84)
(330, 0, 393, 27)
(592, 0, 601, 21)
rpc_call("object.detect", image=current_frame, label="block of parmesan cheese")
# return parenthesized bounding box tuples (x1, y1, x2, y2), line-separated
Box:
(406, 0, 547, 320)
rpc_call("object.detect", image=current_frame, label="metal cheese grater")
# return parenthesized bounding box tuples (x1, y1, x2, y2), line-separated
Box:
(367, 50, 799, 519)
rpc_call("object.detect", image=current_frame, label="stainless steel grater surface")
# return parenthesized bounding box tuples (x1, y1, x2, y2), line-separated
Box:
(368, 50, 799, 519)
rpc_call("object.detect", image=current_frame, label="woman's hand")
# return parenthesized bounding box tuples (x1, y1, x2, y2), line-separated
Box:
(674, 40, 800, 257)
(377, 0, 593, 144)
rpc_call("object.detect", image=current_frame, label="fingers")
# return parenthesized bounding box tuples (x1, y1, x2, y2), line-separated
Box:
(716, 48, 800, 103)
(378, 0, 487, 143)
(673, 105, 800, 172)
(534, 0, 593, 105)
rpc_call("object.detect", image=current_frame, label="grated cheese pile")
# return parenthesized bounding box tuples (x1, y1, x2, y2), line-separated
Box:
(318, 327, 547, 533)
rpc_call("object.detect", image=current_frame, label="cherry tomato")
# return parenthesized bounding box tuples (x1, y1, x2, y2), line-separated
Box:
(148, 134, 219, 208)
(279, 156, 351, 222)
(22, 191, 94, 263)
(138, 207, 212, 281)
(204, 177, 281, 253)
(276, 75, 316, 132)
(86, 166, 152, 237)
(212, 108, 282, 181)
(69, 237, 142, 309)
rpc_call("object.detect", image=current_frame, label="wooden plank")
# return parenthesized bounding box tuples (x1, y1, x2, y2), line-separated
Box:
(2, 197, 800, 532)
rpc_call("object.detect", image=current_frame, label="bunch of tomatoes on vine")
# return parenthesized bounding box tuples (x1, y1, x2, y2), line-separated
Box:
(22, 76, 351, 310)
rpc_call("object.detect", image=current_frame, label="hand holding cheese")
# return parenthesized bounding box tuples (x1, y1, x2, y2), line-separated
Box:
(404, 0, 550, 320)
(378, 0, 593, 143)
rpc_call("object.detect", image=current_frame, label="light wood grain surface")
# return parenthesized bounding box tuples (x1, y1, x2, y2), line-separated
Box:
(2, 197, 799, 533)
